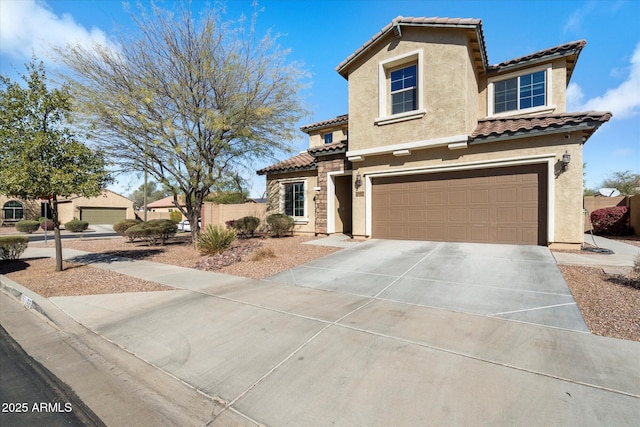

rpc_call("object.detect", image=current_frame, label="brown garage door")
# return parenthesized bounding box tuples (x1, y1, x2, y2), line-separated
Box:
(80, 208, 127, 225)
(372, 165, 547, 245)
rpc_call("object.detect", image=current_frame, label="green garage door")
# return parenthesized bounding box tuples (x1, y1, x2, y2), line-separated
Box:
(80, 208, 127, 225)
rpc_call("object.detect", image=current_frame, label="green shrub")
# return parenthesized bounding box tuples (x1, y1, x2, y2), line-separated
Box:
(65, 219, 89, 232)
(15, 220, 40, 234)
(266, 214, 294, 237)
(169, 211, 182, 224)
(0, 236, 29, 260)
(125, 219, 177, 245)
(113, 219, 142, 241)
(231, 216, 260, 238)
(197, 225, 237, 255)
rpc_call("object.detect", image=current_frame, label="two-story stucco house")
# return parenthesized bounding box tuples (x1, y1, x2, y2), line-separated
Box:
(258, 17, 611, 248)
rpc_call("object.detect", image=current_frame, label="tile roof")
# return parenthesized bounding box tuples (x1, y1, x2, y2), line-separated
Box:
(307, 141, 348, 156)
(489, 40, 586, 82)
(146, 195, 185, 208)
(301, 114, 348, 133)
(490, 40, 585, 69)
(337, 16, 487, 77)
(471, 111, 612, 141)
(256, 152, 317, 175)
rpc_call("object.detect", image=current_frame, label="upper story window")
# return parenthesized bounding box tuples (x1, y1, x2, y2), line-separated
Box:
(323, 132, 333, 144)
(376, 49, 425, 126)
(390, 65, 417, 114)
(494, 70, 545, 113)
(488, 65, 553, 116)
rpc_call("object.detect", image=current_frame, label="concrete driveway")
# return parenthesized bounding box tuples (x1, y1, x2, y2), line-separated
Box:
(19, 243, 638, 426)
(268, 240, 588, 332)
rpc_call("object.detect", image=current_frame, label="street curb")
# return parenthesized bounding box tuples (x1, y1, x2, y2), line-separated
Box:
(0, 274, 57, 325)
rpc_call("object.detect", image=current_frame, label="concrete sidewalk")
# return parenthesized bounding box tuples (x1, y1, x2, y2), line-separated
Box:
(553, 234, 640, 273)
(2, 244, 640, 426)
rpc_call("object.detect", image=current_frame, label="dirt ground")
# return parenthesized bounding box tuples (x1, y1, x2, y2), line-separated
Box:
(1, 232, 639, 342)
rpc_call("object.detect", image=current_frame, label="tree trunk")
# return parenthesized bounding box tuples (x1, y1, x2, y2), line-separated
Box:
(51, 197, 63, 272)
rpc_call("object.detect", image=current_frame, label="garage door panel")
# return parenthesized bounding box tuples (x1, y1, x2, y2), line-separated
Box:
(449, 208, 468, 222)
(470, 208, 489, 222)
(448, 190, 467, 204)
(372, 165, 547, 245)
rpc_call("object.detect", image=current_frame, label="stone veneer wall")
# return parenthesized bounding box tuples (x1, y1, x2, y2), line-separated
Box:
(315, 155, 351, 234)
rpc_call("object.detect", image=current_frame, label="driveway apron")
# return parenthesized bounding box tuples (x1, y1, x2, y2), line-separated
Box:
(267, 240, 589, 332)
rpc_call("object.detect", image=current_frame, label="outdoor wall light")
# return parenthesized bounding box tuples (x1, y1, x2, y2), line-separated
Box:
(561, 151, 571, 171)
(354, 172, 362, 190)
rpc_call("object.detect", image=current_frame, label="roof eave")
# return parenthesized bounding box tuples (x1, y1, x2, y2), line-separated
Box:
(471, 121, 605, 145)
(336, 20, 487, 78)
(300, 119, 349, 134)
(256, 164, 318, 176)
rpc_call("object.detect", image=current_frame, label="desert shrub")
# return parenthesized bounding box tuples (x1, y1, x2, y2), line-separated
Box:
(0, 236, 29, 260)
(267, 214, 294, 237)
(15, 220, 40, 234)
(197, 224, 237, 255)
(65, 219, 89, 232)
(590, 206, 630, 235)
(125, 219, 177, 245)
(113, 219, 141, 240)
(169, 210, 182, 224)
(250, 247, 276, 261)
(231, 216, 260, 238)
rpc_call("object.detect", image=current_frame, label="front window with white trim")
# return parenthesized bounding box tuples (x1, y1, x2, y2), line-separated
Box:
(284, 182, 304, 217)
(279, 179, 308, 222)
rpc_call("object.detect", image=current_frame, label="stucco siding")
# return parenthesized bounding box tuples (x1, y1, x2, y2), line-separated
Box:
(348, 28, 476, 152)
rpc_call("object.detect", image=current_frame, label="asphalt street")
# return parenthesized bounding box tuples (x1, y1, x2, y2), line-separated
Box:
(0, 324, 105, 427)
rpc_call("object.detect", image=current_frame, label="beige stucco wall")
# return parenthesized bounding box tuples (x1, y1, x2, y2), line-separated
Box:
(350, 131, 586, 245)
(201, 202, 267, 230)
(347, 27, 478, 152)
(265, 171, 318, 234)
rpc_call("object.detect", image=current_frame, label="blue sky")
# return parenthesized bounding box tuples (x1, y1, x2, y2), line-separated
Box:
(1, 0, 638, 197)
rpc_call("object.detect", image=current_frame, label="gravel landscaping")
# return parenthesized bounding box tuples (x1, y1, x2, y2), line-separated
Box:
(1, 232, 638, 342)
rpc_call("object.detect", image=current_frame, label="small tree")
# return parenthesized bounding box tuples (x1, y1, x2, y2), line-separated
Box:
(600, 170, 640, 196)
(0, 58, 111, 271)
(57, 3, 307, 247)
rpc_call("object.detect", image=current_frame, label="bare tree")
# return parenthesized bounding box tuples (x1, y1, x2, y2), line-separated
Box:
(56, 2, 307, 244)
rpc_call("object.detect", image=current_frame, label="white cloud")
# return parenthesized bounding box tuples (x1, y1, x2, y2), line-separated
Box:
(563, 1, 597, 34)
(566, 82, 585, 112)
(0, 0, 115, 63)
(568, 42, 640, 119)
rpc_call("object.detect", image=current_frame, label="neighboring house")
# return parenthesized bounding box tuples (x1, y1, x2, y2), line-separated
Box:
(0, 190, 135, 225)
(145, 195, 187, 220)
(258, 16, 611, 248)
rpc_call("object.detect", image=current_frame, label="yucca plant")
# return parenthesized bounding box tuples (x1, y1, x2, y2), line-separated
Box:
(197, 224, 236, 255)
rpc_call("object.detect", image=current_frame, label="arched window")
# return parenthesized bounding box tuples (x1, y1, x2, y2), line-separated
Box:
(3, 200, 24, 220)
